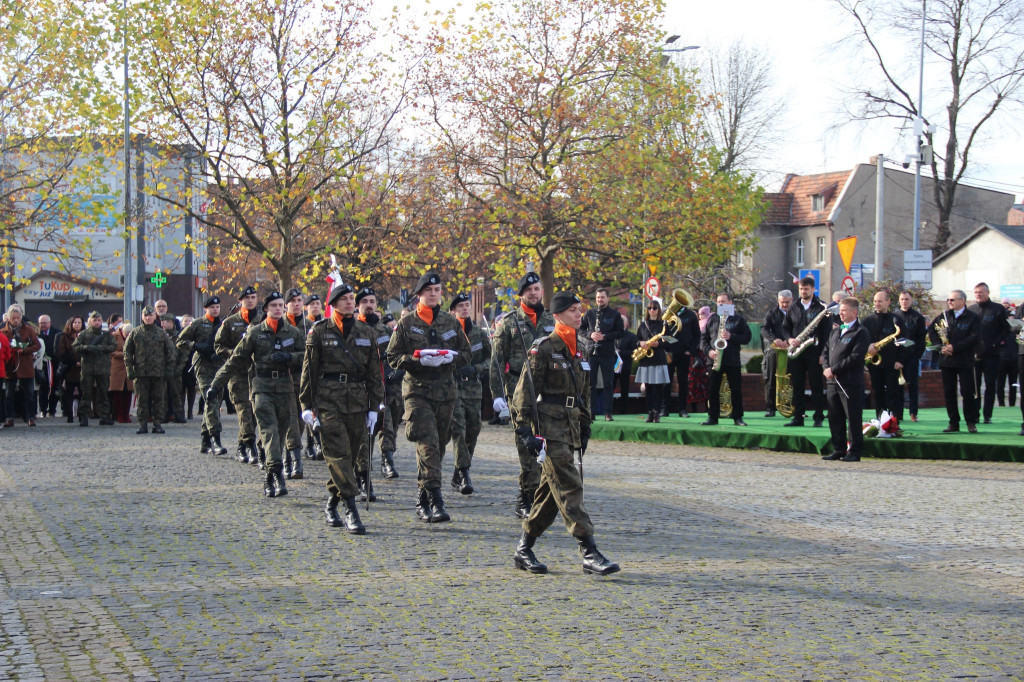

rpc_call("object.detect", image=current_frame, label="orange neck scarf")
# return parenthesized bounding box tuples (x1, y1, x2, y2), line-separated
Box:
(458, 317, 468, 333)
(357, 313, 368, 323)
(287, 313, 300, 327)
(307, 313, 319, 323)
(521, 302, 537, 327)
(555, 322, 577, 357)
(331, 310, 348, 330)
(240, 307, 251, 324)
(416, 302, 435, 326)
(266, 317, 279, 333)
(205, 313, 216, 323)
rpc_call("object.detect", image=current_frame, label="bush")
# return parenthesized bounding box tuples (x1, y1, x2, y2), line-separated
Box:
(745, 354, 763, 374)
(855, 279, 937, 318)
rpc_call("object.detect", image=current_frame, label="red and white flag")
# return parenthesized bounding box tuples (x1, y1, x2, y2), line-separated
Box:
(324, 255, 343, 317)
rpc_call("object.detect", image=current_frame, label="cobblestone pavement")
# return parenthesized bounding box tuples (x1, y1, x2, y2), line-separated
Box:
(1, 415, 1023, 680)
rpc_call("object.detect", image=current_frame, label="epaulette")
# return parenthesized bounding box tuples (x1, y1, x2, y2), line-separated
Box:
(531, 336, 546, 347)
(312, 318, 328, 327)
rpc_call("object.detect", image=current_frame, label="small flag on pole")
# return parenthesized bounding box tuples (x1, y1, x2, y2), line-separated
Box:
(324, 255, 343, 317)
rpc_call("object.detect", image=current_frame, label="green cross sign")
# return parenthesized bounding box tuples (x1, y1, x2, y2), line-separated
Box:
(151, 272, 168, 288)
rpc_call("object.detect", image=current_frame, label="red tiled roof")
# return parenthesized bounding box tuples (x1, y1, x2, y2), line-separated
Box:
(762, 193, 793, 224)
(776, 170, 855, 227)
(1009, 206, 1024, 226)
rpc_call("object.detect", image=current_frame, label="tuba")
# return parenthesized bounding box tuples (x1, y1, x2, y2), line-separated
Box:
(774, 347, 794, 417)
(663, 288, 694, 331)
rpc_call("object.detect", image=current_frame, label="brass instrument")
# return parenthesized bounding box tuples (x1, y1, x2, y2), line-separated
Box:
(712, 314, 728, 372)
(720, 378, 733, 418)
(631, 325, 676, 361)
(926, 316, 950, 351)
(663, 288, 694, 331)
(865, 323, 902, 366)
(787, 304, 838, 358)
(774, 347, 794, 417)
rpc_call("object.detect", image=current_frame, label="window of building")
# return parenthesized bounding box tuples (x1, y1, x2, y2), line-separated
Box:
(817, 237, 826, 264)
(795, 239, 804, 266)
(735, 250, 744, 268)
(811, 194, 824, 212)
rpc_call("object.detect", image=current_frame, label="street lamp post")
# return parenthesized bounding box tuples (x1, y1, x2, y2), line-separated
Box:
(122, 0, 133, 321)
(912, 0, 926, 251)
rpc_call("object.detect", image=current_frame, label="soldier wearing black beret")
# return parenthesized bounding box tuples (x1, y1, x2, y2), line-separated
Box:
(215, 285, 265, 467)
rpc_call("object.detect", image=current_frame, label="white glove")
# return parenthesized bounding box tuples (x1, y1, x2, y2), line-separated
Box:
(366, 411, 378, 433)
(493, 397, 508, 414)
(420, 354, 445, 367)
(439, 352, 455, 365)
(301, 409, 316, 426)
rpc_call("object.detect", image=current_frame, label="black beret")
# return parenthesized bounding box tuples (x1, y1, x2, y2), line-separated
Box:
(327, 283, 354, 307)
(381, 313, 395, 324)
(355, 287, 376, 304)
(141, 305, 156, 316)
(262, 291, 284, 311)
(305, 293, 321, 305)
(285, 288, 304, 302)
(203, 295, 221, 308)
(413, 271, 442, 294)
(518, 272, 541, 295)
(550, 291, 581, 314)
(448, 292, 471, 311)
(240, 285, 258, 298)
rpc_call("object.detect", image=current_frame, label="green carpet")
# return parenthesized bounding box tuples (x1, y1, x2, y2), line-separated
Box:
(590, 406, 1024, 462)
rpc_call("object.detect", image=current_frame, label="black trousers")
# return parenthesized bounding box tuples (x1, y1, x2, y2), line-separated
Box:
(900, 359, 920, 416)
(5, 377, 36, 421)
(763, 349, 778, 408)
(942, 365, 979, 426)
(672, 355, 691, 412)
(708, 366, 743, 420)
(614, 367, 632, 414)
(788, 353, 825, 422)
(974, 355, 999, 420)
(996, 356, 1017, 407)
(867, 364, 902, 421)
(827, 380, 864, 456)
(589, 355, 616, 416)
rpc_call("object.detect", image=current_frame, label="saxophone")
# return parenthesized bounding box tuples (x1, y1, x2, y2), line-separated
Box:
(787, 304, 838, 358)
(713, 314, 731, 417)
(865, 323, 902, 366)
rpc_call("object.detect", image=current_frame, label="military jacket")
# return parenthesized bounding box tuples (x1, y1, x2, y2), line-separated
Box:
(386, 307, 471, 402)
(489, 306, 555, 400)
(215, 309, 264, 378)
(72, 326, 116, 375)
(300, 316, 384, 415)
(457, 320, 491, 400)
(123, 322, 176, 378)
(365, 318, 402, 397)
(213, 318, 303, 394)
(166, 328, 189, 374)
(512, 331, 592, 449)
(176, 315, 224, 380)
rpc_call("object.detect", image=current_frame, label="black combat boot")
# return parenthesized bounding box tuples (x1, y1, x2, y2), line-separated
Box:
(304, 433, 316, 459)
(256, 442, 267, 470)
(264, 467, 277, 498)
(242, 439, 257, 464)
(200, 431, 212, 454)
(416, 488, 431, 522)
(427, 487, 450, 523)
(79, 413, 89, 427)
(283, 449, 293, 479)
(136, 423, 148, 434)
(380, 451, 398, 479)
(451, 468, 474, 495)
(99, 418, 115, 426)
(236, 441, 248, 463)
(151, 423, 165, 434)
(577, 536, 620, 575)
(356, 471, 376, 502)
(343, 497, 366, 535)
(288, 449, 303, 480)
(210, 434, 228, 456)
(644, 411, 654, 423)
(271, 461, 288, 497)
(324, 495, 344, 527)
(513, 532, 547, 574)
(514, 488, 534, 519)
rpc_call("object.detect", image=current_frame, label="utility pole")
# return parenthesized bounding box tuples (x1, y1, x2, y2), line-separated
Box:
(875, 155, 885, 281)
(911, 0, 926, 251)
(122, 0, 133, 321)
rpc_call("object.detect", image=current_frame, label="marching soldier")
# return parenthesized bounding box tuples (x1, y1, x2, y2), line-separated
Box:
(700, 292, 751, 426)
(161, 314, 188, 423)
(378, 311, 403, 478)
(862, 290, 903, 421)
(783, 277, 830, 427)
(449, 292, 491, 495)
(353, 287, 397, 498)
(489, 272, 555, 518)
(176, 295, 228, 455)
(216, 285, 264, 466)
(930, 290, 981, 433)
(300, 284, 384, 533)
(301, 293, 326, 461)
(510, 292, 619, 576)
(385, 271, 471, 523)
(282, 288, 307, 479)
(821, 297, 870, 462)
(72, 311, 116, 426)
(208, 292, 305, 497)
(124, 306, 176, 434)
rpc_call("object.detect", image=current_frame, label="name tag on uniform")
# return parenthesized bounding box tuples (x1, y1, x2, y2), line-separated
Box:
(282, 338, 294, 347)
(544, 325, 554, 332)
(441, 329, 457, 341)
(580, 361, 591, 371)
(355, 338, 371, 347)
(471, 342, 483, 352)
(551, 352, 564, 359)
(409, 326, 424, 335)
(377, 335, 390, 345)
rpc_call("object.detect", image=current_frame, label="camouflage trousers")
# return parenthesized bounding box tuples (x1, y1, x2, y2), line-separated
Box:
(227, 375, 256, 441)
(404, 394, 454, 490)
(321, 410, 364, 499)
(284, 387, 303, 452)
(135, 376, 166, 425)
(165, 373, 184, 420)
(515, 432, 542, 494)
(79, 372, 111, 421)
(254, 392, 296, 465)
(523, 440, 594, 539)
(196, 373, 222, 435)
(450, 391, 481, 470)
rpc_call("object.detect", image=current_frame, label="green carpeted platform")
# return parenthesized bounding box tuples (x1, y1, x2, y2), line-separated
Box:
(591, 406, 1024, 462)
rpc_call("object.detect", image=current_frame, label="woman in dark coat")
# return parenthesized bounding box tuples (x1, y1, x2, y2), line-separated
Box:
(108, 316, 134, 423)
(56, 316, 84, 423)
(636, 302, 671, 423)
(688, 306, 713, 413)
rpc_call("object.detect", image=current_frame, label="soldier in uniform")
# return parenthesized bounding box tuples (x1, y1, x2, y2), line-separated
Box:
(489, 272, 555, 518)
(510, 292, 619, 576)
(282, 288, 307, 479)
(449, 292, 491, 494)
(208, 292, 305, 497)
(216, 285, 264, 466)
(72, 311, 116, 426)
(160, 314, 188, 423)
(353, 287, 395, 498)
(176, 295, 228, 455)
(301, 293, 325, 461)
(124, 306, 176, 434)
(378, 311, 402, 477)
(300, 284, 384, 533)
(385, 271, 471, 523)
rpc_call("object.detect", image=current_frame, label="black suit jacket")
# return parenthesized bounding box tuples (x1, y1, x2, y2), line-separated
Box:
(700, 314, 751, 369)
(896, 307, 927, 363)
(667, 307, 700, 364)
(929, 309, 980, 369)
(861, 311, 901, 369)
(968, 300, 1010, 358)
(581, 306, 624, 358)
(823, 321, 870, 386)
(761, 307, 788, 352)
(782, 297, 829, 359)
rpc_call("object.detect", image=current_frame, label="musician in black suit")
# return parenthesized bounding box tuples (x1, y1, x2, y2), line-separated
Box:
(822, 297, 870, 461)
(782, 277, 830, 427)
(700, 293, 751, 426)
(929, 290, 981, 433)
(581, 288, 624, 421)
(666, 305, 701, 418)
(896, 291, 927, 422)
(761, 290, 792, 417)
(862, 290, 903, 421)
(969, 282, 1010, 424)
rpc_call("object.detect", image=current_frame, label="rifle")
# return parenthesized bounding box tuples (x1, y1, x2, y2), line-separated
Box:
(510, 314, 546, 463)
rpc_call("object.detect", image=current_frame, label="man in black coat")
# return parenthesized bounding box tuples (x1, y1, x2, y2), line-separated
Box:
(36, 315, 60, 418)
(782, 277, 831, 427)
(700, 293, 751, 426)
(968, 282, 1010, 424)
(822, 297, 870, 462)
(581, 288, 624, 420)
(862, 290, 903, 421)
(930, 289, 981, 433)
(615, 314, 638, 414)
(896, 291, 927, 422)
(666, 303, 700, 417)
(761, 290, 792, 417)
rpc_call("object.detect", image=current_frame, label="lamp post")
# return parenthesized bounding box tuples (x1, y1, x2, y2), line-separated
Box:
(122, 0, 133, 320)
(912, 0, 926, 251)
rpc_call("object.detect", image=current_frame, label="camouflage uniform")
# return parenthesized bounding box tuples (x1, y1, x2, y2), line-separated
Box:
(162, 318, 187, 422)
(490, 306, 555, 498)
(176, 313, 225, 438)
(300, 315, 383, 502)
(452, 320, 491, 471)
(355, 316, 395, 475)
(124, 321, 176, 427)
(72, 325, 116, 423)
(283, 313, 310, 471)
(215, 308, 263, 445)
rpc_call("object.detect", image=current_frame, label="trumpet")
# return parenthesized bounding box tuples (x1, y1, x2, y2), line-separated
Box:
(866, 323, 902, 366)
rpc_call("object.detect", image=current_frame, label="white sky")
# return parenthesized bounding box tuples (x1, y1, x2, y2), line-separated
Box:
(664, 0, 1024, 201)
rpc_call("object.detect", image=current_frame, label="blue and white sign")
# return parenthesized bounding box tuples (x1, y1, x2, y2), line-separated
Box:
(799, 269, 820, 296)
(1001, 285, 1024, 300)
